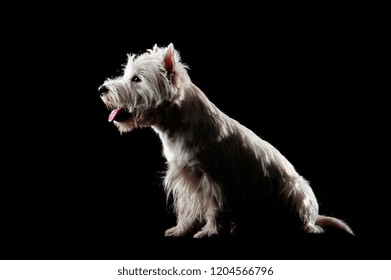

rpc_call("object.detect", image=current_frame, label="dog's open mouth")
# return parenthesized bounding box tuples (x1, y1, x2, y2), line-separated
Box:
(108, 108, 133, 122)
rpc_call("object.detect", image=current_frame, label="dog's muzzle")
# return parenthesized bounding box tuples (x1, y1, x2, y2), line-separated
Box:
(99, 84, 134, 123)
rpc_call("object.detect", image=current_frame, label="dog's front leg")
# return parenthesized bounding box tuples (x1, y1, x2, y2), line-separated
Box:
(165, 193, 199, 237)
(193, 206, 219, 238)
(165, 224, 191, 237)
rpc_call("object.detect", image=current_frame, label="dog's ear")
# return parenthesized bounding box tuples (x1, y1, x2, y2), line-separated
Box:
(163, 43, 190, 90)
(164, 43, 175, 78)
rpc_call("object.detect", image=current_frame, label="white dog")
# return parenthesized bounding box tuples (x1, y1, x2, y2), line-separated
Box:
(99, 43, 353, 238)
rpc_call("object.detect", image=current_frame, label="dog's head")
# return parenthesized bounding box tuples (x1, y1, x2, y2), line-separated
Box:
(99, 43, 190, 133)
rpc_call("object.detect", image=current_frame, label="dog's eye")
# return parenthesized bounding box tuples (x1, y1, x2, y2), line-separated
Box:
(131, 75, 141, 82)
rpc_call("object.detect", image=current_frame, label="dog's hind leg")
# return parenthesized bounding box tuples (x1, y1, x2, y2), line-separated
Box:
(303, 223, 324, 233)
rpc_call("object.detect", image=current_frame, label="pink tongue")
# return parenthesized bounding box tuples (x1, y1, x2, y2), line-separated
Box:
(108, 109, 120, 122)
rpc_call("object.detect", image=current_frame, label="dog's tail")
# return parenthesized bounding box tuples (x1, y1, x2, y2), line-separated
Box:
(315, 215, 355, 235)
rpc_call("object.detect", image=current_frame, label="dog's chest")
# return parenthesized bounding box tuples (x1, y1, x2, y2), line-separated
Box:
(153, 127, 194, 165)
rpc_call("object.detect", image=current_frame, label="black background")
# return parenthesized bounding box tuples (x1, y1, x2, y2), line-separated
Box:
(1, 4, 388, 260)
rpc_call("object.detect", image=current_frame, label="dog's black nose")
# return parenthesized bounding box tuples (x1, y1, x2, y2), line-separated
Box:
(98, 85, 108, 96)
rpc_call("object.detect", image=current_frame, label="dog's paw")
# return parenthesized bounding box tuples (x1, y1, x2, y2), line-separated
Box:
(304, 223, 324, 234)
(193, 228, 218, 238)
(165, 226, 186, 237)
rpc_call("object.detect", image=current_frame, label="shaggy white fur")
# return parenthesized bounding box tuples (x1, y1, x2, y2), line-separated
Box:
(100, 43, 354, 238)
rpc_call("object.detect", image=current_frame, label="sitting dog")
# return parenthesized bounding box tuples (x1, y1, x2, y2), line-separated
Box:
(99, 43, 353, 238)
